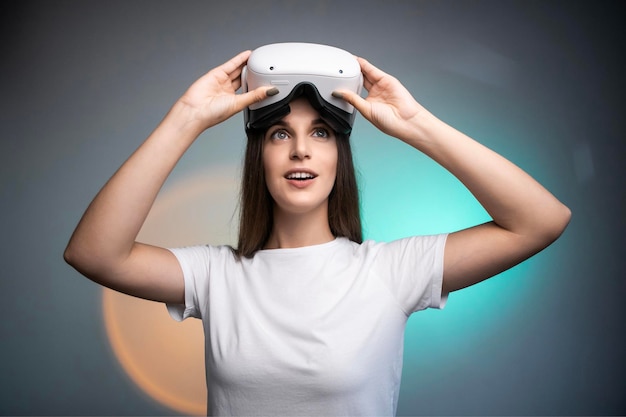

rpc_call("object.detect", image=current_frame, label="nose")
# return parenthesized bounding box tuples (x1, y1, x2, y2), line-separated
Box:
(290, 134, 310, 160)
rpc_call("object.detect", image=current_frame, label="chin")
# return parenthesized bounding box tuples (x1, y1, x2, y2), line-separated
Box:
(274, 199, 329, 216)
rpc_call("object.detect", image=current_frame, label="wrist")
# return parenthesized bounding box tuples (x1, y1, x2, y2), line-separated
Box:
(395, 108, 439, 147)
(162, 100, 210, 139)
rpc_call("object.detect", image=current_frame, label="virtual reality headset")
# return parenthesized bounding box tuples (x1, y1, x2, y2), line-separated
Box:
(242, 42, 363, 135)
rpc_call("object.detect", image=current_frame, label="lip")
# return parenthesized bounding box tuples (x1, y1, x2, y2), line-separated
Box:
(284, 168, 318, 188)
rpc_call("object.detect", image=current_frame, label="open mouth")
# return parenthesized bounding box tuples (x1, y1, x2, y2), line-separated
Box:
(285, 172, 317, 181)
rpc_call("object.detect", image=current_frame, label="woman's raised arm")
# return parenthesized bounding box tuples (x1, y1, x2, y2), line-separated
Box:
(336, 57, 571, 294)
(64, 50, 275, 303)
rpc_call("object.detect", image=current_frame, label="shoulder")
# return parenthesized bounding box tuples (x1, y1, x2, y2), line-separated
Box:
(358, 234, 448, 258)
(331, 235, 447, 274)
(168, 243, 239, 269)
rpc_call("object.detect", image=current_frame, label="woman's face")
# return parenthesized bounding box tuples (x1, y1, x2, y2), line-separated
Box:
(263, 98, 338, 217)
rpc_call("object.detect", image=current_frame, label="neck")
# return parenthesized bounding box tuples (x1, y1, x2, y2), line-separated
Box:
(265, 205, 335, 250)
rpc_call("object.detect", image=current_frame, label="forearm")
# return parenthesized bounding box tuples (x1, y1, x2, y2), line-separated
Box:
(342, 57, 570, 292)
(403, 110, 571, 242)
(64, 102, 203, 272)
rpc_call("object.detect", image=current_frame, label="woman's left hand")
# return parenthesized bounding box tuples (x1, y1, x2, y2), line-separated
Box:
(337, 55, 571, 296)
(335, 57, 428, 141)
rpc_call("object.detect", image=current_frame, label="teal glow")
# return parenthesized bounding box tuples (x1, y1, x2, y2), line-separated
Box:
(351, 119, 555, 372)
(352, 121, 491, 241)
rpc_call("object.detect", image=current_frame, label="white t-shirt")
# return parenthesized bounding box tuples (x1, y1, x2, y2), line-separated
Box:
(167, 235, 447, 416)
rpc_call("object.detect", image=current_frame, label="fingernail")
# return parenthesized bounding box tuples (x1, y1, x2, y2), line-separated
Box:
(332, 91, 344, 99)
(267, 87, 279, 97)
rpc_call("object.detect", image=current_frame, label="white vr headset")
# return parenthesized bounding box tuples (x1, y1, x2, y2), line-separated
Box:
(242, 42, 363, 134)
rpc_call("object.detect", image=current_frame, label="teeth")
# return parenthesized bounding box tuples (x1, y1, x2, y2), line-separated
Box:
(287, 172, 315, 180)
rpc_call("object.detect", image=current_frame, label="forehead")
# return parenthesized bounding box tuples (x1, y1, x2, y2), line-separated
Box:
(281, 98, 322, 123)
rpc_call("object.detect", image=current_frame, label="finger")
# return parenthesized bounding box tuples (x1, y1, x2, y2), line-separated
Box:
(332, 90, 371, 120)
(232, 77, 242, 92)
(357, 57, 386, 88)
(221, 50, 252, 77)
(228, 58, 248, 82)
(235, 86, 279, 111)
(229, 65, 245, 82)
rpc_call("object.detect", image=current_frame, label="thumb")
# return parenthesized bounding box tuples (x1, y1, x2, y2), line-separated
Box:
(236, 86, 280, 111)
(332, 90, 371, 120)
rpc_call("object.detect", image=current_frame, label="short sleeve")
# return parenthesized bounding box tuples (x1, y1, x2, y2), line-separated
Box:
(165, 245, 211, 322)
(372, 234, 448, 315)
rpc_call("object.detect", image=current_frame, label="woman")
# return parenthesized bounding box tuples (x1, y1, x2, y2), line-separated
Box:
(64, 47, 571, 415)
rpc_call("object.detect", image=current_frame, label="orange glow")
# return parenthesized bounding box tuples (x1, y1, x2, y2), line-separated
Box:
(102, 168, 239, 415)
(103, 289, 206, 415)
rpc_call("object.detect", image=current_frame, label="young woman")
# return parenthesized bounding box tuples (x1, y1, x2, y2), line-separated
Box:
(64, 47, 571, 416)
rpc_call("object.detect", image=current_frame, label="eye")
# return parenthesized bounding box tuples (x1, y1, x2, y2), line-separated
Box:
(312, 127, 330, 138)
(269, 129, 289, 141)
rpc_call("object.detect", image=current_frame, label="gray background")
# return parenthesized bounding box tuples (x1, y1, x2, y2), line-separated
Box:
(2, 0, 624, 415)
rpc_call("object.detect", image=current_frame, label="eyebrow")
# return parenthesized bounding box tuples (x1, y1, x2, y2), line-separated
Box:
(271, 118, 330, 129)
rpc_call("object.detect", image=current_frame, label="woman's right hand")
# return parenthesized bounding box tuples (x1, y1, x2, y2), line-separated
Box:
(174, 50, 277, 132)
(64, 50, 277, 304)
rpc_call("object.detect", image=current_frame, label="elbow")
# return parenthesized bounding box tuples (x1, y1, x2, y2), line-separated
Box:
(541, 202, 572, 246)
(554, 202, 572, 237)
(63, 241, 76, 267)
(64, 238, 129, 284)
(63, 240, 86, 272)
(63, 244, 81, 269)
(63, 239, 103, 277)
(515, 202, 572, 252)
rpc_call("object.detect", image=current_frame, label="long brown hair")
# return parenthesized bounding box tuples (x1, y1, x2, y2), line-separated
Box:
(234, 129, 362, 258)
